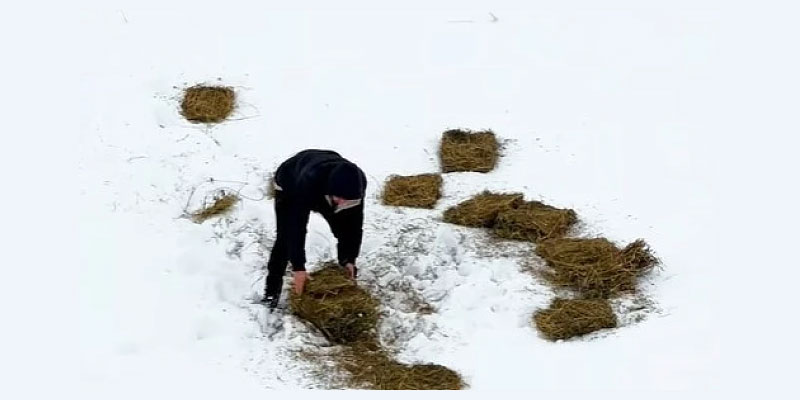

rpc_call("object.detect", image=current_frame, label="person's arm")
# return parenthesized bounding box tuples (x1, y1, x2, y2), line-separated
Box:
(285, 199, 312, 294)
(330, 202, 364, 273)
(286, 200, 311, 273)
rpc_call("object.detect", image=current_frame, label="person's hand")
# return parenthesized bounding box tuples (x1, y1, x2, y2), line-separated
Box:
(344, 263, 356, 280)
(293, 271, 308, 295)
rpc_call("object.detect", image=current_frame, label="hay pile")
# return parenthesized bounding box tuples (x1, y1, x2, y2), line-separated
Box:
(532, 238, 657, 340)
(382, 174, 443, 209)
(443, 192, 524, 228)
(190, 193, 239, 223)
(535, 238, 657, 299)
(181, 85, 235, 123)
(291, 265, 465, 389)
(533, 298, 617, 341)
(439, 129, 499, 173)
(338, 345, 464, 390)
(290, 267, 380, 345)
(444, 192, 576, 242)
(494, 201, 578, 242)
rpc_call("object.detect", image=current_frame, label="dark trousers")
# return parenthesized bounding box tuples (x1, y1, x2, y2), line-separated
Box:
(264, 192, 354, 299)
(264, 192, 291, 298)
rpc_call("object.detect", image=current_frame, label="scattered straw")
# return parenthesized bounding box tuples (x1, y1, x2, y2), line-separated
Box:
(180, 85, 235, 123)
(533, 298, 617, 341)
(439, 129, 499, 173)
(443, 191, 524, 228)
(382, 174, 443, 209)
(190, 193, 239, 223)
(494, 201, 578, 242)
(535, 238, 658, 299)
(339, 345, 464, 390)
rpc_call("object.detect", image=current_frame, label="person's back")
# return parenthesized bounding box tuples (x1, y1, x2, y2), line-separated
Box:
(264, 149, 367, 310)
(274, 150, 349, 197)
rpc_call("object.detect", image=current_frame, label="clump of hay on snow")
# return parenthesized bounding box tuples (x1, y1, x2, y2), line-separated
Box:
(290, 265, 380, 345)
(443, 192, 577, 242)
(180, 85, 235, 123)
(533, 298, 617, 341)
(382, 173, 443, 209)
(339, 345, 464, 390)
(443, 191, 524, 228)
(535, 238, 658, 298)
(494, 201, 578, 242)
(439, 129, 499, 173)
(190, 192, 239, 223)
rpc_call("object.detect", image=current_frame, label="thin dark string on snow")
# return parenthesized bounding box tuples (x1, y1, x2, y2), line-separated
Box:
(181, 177, 269, 218)
(225, 115, 260, 122)
(203, 127, 222, 147)
(206, 177, 268, 200)
(208, 178, 249, 185)
(231, 98, 261, 121)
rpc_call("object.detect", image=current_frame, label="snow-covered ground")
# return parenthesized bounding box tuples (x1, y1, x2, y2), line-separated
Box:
(3, 0, 799, 397)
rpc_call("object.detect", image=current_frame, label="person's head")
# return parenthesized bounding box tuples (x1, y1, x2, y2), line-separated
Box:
(326, 162, 365, 202)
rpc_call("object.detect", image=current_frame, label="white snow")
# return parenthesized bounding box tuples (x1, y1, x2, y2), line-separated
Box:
(2, 0, 798, 397)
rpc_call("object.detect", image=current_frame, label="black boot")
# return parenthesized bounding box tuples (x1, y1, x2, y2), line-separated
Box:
(262, 293, 280, 311)
(263, 271, 284, 312)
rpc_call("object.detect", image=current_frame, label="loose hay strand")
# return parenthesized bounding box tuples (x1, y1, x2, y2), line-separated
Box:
(181, 85, 235, 123)
(439, 129, 500, 173)
(381, 173, 443, 209)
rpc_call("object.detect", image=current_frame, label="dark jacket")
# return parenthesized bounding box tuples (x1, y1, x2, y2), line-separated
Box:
(273, 149, 367, 271)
